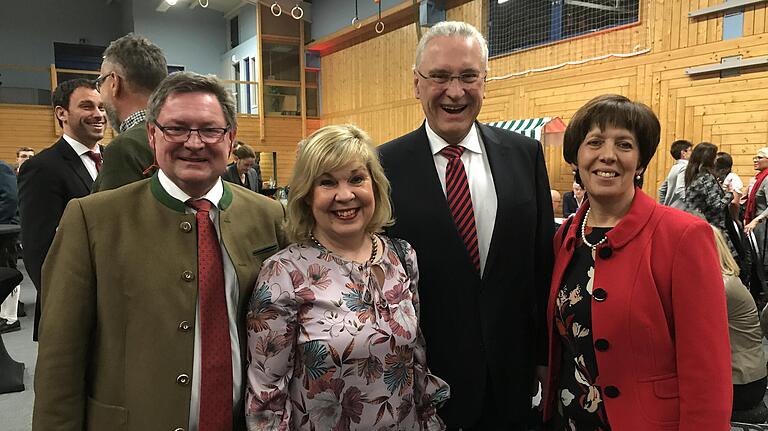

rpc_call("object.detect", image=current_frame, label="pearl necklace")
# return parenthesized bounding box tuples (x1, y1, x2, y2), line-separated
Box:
(309, 232, 378, 264)
(580, 207, 609, 250)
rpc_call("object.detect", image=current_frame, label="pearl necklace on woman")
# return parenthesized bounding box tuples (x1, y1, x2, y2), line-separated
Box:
(309, 232, 378, 264)
(580, 207, 609, 250)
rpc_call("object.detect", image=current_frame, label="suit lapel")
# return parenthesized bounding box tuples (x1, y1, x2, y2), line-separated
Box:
(406, 124, 456, 224)
(478, 123, 512, 279)
(55, 137, 94, 191)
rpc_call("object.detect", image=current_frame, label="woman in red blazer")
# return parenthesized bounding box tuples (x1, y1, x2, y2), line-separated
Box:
(543, 94, 732, 430)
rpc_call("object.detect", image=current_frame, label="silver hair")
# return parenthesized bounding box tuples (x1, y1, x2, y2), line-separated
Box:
(147, 72, 237, 128)
(414, 21, 489, 70)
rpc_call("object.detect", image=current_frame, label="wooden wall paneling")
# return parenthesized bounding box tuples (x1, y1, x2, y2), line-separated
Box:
(0, 105, 57, 162)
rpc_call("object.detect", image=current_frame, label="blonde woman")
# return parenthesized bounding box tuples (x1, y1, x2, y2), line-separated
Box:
(245, 124, 449, 430)
(713, 227, 767, 422)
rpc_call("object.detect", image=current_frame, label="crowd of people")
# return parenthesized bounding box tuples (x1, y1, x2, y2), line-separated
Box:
(0, 18, 763, 431)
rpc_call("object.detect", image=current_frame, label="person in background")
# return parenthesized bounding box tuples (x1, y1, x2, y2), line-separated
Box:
(18, 78, 105, 341)
(245, 124, 449, 430)
(658, 139, 692, 209)
(562, 181, 586, 218)
(0, 160, 20, 333)
(551, 189, 563, 219)
(92, 33, 168, 192)
(222, 143, 261, 193)
(544, 94, 731, 430)
(15, 147, 35, 175)
(716, 151, 743, 203)
(712, 226, 768, 423)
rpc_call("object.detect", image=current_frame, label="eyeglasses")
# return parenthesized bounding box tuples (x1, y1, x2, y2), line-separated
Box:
(416, 69, 486, 86)
(153, 121, 230, 144)
(754, 156, 766, 161)
(94, 72, 114, 92)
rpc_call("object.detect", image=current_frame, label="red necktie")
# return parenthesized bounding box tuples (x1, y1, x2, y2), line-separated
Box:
(440, 145, 480, 273)
(86, 151, 103, 172)
(187, 199, 232, 431)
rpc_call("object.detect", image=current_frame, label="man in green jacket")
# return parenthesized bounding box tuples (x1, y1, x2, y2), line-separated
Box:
(92, 33, 167, 192)
(33, 72, 286, 431)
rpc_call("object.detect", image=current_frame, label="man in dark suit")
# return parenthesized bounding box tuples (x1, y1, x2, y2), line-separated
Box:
(562, 181, 586, 218)
(92, 33, 168, 192)
(378, 21, 554, 430)
(18, 78, 106, 340)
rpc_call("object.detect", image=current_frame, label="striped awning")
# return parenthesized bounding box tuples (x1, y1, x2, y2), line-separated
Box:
(486, 117, 552, 140)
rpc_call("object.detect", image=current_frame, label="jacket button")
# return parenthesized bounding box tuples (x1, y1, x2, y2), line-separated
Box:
(604, 385, 620, 398)
(182, 271, 195, 282)
(176, 374, 190, 385)
(180, 221, 192, 232)
(593, 288, 607, 301)
(595, 338, 609, 351)
(598, 246, 613, 259)
(178, 321, 191, 332)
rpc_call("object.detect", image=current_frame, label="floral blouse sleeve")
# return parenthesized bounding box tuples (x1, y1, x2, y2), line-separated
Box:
(401, 240, 451, 430)
(245, 255, 299, 430)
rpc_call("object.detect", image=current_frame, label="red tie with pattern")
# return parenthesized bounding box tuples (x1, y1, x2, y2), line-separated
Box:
(187, 199, 232, 431)
(440, 145, 480, 273)
(86, 151, 103, 172)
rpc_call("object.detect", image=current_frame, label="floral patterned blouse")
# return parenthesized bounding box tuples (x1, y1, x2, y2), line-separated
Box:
(245, 237, 449, 431)
(554, 226, 612, 431)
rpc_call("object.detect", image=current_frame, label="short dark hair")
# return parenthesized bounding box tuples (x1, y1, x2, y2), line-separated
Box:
(233, 144, 255, 159)
(715, 151, 733, 180)
(670, 140, 692, 160)
(684, 142, 718, 187)
(51, 78, 97, 127)
(563, 94, 660, 187)
(103, 33, 168, 94)
(147, 72, 236, 129)
(16, 147, 34, 157)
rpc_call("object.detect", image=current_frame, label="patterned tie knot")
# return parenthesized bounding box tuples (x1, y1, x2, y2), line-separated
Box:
(440, 145, 466, 160)
(86, 151, 103, 170)
(187, 198, 214, 214)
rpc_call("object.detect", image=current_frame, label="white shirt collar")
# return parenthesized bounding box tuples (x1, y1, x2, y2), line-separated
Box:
(425, 121, 482, 156)
(157, 169, 223, 209)
(62, 133, 100, 156)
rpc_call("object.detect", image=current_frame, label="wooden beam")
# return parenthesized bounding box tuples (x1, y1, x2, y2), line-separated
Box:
(300, 18, 307, 138)
(256, 2, 265, 141)
(688, 0, 768, 18)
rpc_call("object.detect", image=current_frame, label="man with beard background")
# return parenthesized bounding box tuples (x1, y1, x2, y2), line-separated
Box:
(18, 78, 106, 340)
(92, 33, 167, 192)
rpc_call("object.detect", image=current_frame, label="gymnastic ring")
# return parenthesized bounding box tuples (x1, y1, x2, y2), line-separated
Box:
(271, 2, 281, 16)
(198, 0, 208, 7)
(351, 17, 361, 29)
(291, 5, 304, 20)
(375, 21, 385, 34)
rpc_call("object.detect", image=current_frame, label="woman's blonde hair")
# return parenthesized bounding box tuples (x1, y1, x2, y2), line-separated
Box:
(285, 124, 393, 243)
(712, 226, 739, 277)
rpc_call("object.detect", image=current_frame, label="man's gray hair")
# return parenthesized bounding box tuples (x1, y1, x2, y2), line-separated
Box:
(414, 21, 489, 69)
(147, 72, 237, 129)
(103, 33, 168, 94)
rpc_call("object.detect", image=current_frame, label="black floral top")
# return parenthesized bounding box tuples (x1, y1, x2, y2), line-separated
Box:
(554, 225, 612, 431)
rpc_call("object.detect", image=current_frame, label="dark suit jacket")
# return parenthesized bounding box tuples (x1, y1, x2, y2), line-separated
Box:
(18, 137, 96, 340)
(92, 120, 155, 192)
(222, 164, 261, 193)
(378, 122, 554, 428)
(563, 191, 579, 218)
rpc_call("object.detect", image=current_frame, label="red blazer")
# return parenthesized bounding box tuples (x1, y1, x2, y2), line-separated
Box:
(543, 189, 732, 431)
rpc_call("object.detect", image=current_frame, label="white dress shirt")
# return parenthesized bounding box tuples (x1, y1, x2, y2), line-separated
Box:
(426, 121, 497, 275)
(62, 134, 101, 180)
(158, 171, 241, 431)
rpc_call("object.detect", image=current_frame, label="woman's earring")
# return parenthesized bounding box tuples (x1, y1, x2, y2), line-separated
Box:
(635, 174, 641, 180)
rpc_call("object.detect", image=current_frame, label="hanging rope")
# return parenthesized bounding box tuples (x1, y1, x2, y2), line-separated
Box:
(351, 0, 361, 29)
(375, 1, 384, 34)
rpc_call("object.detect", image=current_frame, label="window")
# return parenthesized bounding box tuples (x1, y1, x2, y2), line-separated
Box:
(230, 16, 239, 49)
(488, 0, 640, 57)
